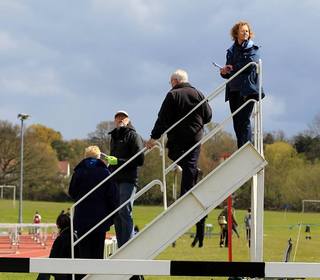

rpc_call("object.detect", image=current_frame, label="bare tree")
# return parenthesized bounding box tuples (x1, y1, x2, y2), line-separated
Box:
(0, 121, 20, 185)
(307, 112, 320, 137)
(87, 121, 114, 153)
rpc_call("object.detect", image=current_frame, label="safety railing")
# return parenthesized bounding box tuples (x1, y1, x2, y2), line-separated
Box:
(70, 144, 165, 259)
(164, 60, 263, 177)
(69, 59, 263, 263)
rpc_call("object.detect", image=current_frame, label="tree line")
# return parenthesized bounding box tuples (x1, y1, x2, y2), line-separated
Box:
(1, 114, 320, 210)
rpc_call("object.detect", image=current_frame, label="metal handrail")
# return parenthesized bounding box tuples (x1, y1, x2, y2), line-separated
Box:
(70, 144, 162, 259)
(163, 61, 262, 176)
(73, 179, 163, 247)
(165, 98, 259, 176)
(69, 59, 263, 266)
(162, 61, 259, 137)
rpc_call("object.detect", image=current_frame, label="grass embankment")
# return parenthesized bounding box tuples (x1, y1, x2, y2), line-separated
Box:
(0, 200, 319, 280)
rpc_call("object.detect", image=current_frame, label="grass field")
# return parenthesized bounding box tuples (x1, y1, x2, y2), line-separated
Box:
(0, 199, 320, 280)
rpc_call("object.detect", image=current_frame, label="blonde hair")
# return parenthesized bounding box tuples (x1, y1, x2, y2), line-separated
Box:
(230, 21, 254, 41)
(171, 69, 189, 83)
(84, 145, 101, 159)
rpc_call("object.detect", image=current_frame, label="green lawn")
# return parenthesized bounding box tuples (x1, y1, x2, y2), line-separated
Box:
(0, 199, 320, 280)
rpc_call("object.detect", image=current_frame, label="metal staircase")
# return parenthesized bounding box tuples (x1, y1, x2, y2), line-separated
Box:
(84, 142, 267, 280)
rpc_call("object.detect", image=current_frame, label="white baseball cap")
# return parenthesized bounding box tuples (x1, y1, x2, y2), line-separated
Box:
(114, 110, 129, 118)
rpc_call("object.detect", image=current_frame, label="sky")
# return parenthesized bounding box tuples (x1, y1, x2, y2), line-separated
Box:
(1, 0, 319, 140)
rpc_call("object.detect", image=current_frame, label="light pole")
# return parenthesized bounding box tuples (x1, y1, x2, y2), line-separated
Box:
(17, 113, 30, 224)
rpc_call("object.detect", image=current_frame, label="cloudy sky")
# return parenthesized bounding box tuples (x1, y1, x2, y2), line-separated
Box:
(1, 0, 319, 140)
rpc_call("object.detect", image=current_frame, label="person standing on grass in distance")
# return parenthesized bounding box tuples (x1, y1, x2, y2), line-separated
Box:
(69, 146, 117, 262)
(146, 69, 212, 196)
(218, 202, 239, 248)
(107, 110, 145, 248)
(220, 21, 264, 148)
(33, 210, 41, 240)
(218, 214, 228, 248)
(244, 208, 251, 247)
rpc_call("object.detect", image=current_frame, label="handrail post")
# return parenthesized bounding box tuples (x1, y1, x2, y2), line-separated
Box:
(70, 206, 75, 280)
(161, 136, 167, 210)
(251, 59, 264, 262)
(258, 59, 264, 156)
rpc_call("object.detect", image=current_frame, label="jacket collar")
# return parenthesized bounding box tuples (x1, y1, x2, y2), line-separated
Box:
(172, 82, 193, 90)
(109, 124, 135, 136)
(228, 39, 255, 52)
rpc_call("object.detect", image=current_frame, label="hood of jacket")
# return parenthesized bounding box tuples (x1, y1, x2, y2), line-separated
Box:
(74, 157, 106, 171)
(227, 39, 256, 53)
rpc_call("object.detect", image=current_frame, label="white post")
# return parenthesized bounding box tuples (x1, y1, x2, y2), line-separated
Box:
(251, 60, 264, 262)
(13, 185, 16, 208)
(161, 136, 167, 210)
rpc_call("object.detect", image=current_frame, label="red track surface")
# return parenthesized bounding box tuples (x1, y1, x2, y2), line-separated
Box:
(0, 233, 115, 258)
(0, 234, 54, 258)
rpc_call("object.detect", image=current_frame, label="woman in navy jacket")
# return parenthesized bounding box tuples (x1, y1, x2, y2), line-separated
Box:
(220, 21, 263, 148)
(69, 145, 117, 260)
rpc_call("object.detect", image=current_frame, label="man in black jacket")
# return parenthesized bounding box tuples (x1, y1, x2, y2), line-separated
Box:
(146, 69, 212, 196)
(108, 110, 145, 248)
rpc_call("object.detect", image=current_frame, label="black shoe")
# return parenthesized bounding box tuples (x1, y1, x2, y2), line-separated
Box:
(191, 240, 196, 247)
(199, 242, 203, 248)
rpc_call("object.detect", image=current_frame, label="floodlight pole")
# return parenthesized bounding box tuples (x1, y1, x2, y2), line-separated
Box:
(18, 113, 30, 224)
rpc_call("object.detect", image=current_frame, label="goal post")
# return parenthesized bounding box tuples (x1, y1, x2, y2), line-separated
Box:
(302, 199, 320, 213)
(0, 185, 16, 207)
(293, 199, 320, 261)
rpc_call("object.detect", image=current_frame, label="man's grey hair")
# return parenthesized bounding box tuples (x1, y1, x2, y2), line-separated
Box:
(171, 69, 189, 83)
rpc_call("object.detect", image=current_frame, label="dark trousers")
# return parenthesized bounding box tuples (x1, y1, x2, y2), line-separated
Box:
(229, 92, 255, 148)
(220, 225, 228, 247)
(192, 216, 206, 247)
(77, 228, 106, 259)
(176, 145, 201, 196)
(246, 227, 251, 247)
(75, 229, 106, 279)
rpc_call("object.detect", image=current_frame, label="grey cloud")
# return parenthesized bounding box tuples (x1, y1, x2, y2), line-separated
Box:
(1, 0, 320, 139)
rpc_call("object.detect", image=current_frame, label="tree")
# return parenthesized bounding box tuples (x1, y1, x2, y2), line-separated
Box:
(0, 120, 71, 201)
(307, 112, 320, 137)
(0, 121, 20, 185)
(22, 138, 60, 200)
(263, 130, 287, 145)
(27, 124, 62, 145)
(293, 133, 320, 162)
(67, 139, 90, 169)
(293, 133, 313, 154)
(51, 140, 71, 161)
(88, 121, 114, 154)
(264, 141, 304, 209)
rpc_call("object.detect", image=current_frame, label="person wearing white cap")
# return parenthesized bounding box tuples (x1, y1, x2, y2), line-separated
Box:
(107, 110, 144, 248)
